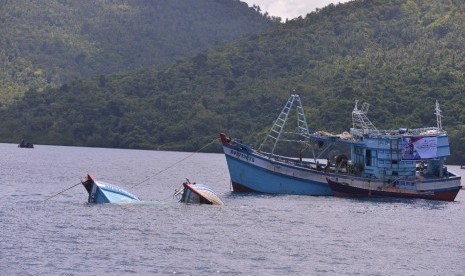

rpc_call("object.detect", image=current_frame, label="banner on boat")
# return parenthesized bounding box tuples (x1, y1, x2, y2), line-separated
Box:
(401, 136, 437, 160)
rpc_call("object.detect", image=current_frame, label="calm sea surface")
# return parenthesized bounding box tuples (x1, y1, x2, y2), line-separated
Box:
(1, 143, 464, 275)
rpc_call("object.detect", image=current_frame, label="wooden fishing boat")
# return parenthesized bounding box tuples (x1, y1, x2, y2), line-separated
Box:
(220, 95, 462, 200)
(81, 174, 140, 204)
(175, 180, 224, 205)
(326, 177, 461, 201)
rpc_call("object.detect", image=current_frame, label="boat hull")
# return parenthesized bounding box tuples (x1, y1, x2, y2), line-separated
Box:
(180, 183, 224, 205)
(18, 143, 34, 148)
(81, 175, 140, 204)
(221, 133, 461, 199)
(327, 178, 461, 201)
(221, 134, 333, 196)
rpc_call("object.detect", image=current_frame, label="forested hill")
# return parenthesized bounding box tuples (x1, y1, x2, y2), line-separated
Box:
(0, 0, 277, 103)
(2, 0, 465, 163)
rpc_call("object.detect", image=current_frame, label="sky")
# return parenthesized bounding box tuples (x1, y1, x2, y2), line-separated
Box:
(242, 0, 352, 21)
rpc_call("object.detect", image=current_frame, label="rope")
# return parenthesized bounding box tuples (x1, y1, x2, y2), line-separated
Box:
(43, 137, 218, 202)
(130, 137, 218, 189)
(44, 182, 81, 202)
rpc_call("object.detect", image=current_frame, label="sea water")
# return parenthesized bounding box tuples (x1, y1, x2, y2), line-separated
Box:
(1, 143, 464, 275)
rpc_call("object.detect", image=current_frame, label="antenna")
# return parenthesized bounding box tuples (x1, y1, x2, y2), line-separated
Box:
(435, 100, 442, 130)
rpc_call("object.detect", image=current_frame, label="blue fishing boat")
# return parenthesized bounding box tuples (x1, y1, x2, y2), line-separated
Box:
(81, 174, 140, 204)
(220, 95, 462, 201)
(175, 180, 224, 205)
(220, 94, 333, 195)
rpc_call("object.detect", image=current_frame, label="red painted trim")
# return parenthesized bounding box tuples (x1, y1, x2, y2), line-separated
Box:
(231, 181, 258, 193)
(220, 133, 229, 144)
(327, 178, 461, 201)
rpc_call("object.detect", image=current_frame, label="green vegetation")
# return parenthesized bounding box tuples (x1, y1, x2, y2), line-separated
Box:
(2, 0, 465, 163)
(0, 0, 277, 103)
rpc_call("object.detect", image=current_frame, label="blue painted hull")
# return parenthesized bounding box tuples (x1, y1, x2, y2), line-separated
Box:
(221, 135, 333, 195)
(82, 175, 140, 204)
(220, 133, 461, 199)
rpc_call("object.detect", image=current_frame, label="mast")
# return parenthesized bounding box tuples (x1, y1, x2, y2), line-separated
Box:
(259, 94, 310, 158)
(352, 100, 377, 131)
(351, 100, 377, 136)
(435, 100, 442, 130)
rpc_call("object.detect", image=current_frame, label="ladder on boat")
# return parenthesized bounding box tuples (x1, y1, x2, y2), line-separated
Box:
(259, 94, 311, 157)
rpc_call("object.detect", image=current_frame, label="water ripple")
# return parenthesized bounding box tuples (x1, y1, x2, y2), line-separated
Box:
(1, 143, 465, 275)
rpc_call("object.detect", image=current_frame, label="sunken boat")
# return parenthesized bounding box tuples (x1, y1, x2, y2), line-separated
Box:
(81, 174, 140, 204)
(175, 180, 224, 205)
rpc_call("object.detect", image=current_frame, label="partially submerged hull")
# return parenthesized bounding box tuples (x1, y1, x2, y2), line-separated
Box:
(221, 133, 333, 195)
(327, 177, 461, 201)
(179, 182, 224, 205)
(81, 174, 140, 204)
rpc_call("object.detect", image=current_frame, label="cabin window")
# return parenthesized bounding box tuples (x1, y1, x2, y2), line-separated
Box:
(392, 171, 398, 176)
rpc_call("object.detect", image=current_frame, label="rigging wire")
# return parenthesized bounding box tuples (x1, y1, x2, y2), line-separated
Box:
(43, 136, 219, 202)
(43, 182, 82, 202)
(129, 137, 218, 189)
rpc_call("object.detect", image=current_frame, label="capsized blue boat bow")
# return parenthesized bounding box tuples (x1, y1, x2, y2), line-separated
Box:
(81, 174, 140, 204)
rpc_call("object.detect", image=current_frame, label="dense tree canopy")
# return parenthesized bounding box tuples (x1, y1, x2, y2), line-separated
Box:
(2, 0, 465, 163)
(0, 0, 277, 103)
